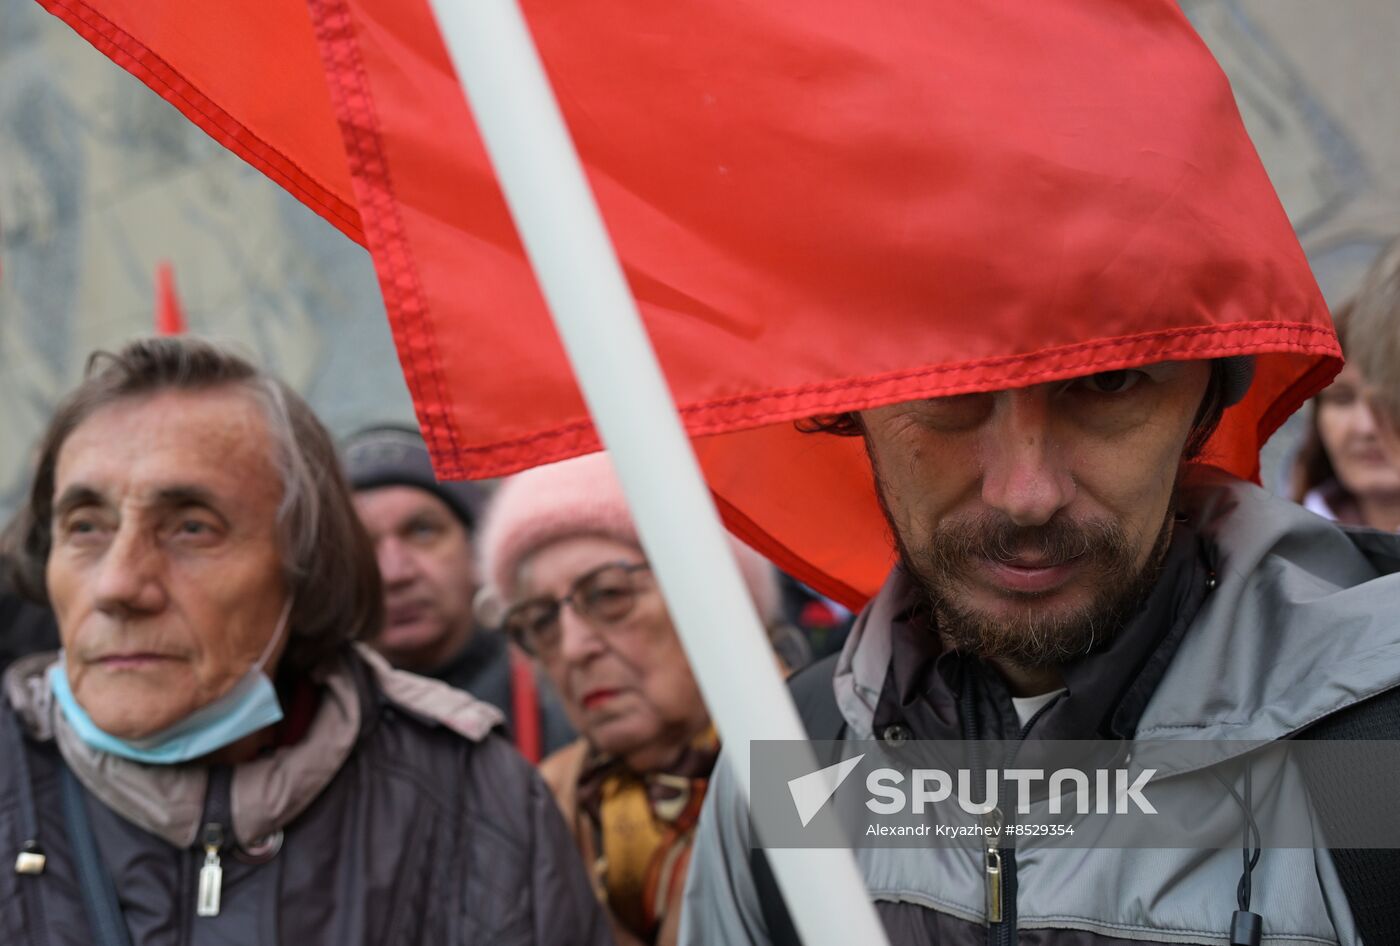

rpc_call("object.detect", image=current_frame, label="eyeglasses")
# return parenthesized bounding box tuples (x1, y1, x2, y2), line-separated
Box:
(500, 561, 653, 659)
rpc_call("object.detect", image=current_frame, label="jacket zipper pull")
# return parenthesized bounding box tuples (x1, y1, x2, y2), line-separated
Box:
(196, 822, 224, 917)
(14, 839, 46, 876)
(984, 808, 1003, 925)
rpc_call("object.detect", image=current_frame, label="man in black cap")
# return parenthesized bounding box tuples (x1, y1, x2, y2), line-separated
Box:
(344, 427, 573, 761)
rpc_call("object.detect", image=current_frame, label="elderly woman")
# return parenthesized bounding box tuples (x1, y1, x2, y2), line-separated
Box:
(1290, 301, 1400, 530)
(0, 338, 609, 945)
(478, 453, 782, 946)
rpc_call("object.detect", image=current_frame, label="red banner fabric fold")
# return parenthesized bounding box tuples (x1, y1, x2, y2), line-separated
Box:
(36, 0, 362, 244)
(36, 0, 1340, 605)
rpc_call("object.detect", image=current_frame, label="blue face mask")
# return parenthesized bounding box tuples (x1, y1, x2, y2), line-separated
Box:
(49, 600, 293, 765)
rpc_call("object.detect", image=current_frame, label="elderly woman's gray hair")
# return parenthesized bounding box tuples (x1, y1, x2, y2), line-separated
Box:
(3, 336, 383, 675)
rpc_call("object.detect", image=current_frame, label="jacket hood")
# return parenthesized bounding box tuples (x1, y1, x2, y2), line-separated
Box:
(1137, 470, 1400, 743)
(832, 470, 1400, 752)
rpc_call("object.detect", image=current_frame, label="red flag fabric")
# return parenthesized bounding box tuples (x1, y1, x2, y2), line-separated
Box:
(35, 0, 360, 243)
(154, 260, 186, 335)
(36, 0, 1340, 606)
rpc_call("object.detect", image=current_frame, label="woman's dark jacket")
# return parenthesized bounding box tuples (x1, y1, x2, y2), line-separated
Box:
(0, 646, 613, 945)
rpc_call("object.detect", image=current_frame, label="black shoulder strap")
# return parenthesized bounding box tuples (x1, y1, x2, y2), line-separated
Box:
(753, 654, 845, 946)
(785, 652, 846, 741)
(1297, 684, 1400, 946)
(59, 765, 134, 946)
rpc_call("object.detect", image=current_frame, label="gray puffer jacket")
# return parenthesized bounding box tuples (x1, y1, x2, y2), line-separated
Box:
(0, 644, 613, 946)
(682, 472, 1400, 946)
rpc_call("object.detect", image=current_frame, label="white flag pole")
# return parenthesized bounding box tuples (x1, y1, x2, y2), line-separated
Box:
(424, 1, 890, 944)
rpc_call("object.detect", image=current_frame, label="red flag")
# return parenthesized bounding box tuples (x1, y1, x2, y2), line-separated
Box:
(35, 0, 360, 244)
(154, 260, 186, 335)
(36, 0, 1340, 605)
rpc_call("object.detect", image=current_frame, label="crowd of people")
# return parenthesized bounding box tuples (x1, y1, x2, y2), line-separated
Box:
(0, 334, 826, 945)
(3, 28, 1400, 940)
(0, 234, 1395, 944)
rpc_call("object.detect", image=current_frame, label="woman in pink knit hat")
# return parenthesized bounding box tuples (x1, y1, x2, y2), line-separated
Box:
(477, 452, 784, 946)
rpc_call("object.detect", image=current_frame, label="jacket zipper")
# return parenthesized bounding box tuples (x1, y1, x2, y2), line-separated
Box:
(984, 806, 1003, 925)
(196, 822, 224, 916)
(966, 677, 1061, 946)
(195, 767, 232, 918)
(963, 683, 1013, 945)
(981, 794, 1014, 946)
(987, 825, 1015, 946)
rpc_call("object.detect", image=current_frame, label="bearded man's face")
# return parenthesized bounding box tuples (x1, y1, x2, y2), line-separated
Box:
(859, 361, 1212, 670)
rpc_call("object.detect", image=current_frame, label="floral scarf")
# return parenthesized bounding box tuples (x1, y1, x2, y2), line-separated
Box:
(576, 727, 720, 943)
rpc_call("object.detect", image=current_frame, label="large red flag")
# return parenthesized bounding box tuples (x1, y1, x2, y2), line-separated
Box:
(36, 0, 1339, 605)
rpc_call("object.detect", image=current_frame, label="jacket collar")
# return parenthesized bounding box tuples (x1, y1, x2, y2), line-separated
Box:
(4, 650, 362, 849)
(1135, 469, 1400, 742)
(865, 522, 1209, 743)
(3, 645, 503, 850)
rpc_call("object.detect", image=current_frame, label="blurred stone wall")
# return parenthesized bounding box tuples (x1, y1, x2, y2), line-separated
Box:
(2, 0, 1399, 519)
(0, 0, 415, 520)
(1180, 0, 1400, 486)
(1184, 0, 1400, 301)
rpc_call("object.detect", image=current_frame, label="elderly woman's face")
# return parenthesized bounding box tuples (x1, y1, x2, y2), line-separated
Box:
(514, 535, 708, 768)
(45, 389, 290, 739)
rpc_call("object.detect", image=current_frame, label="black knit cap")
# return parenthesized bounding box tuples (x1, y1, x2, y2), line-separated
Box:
(342, 426, 489, 533)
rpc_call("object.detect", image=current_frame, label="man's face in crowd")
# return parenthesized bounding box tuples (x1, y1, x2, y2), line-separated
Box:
(353, 486, 476, 672)
(46, 388, 290, 738)
(860, 362, 1211, 673)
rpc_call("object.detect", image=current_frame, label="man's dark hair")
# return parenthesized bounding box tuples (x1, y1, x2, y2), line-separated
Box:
(3, 337, 384, 676)
(796, 360, 1233, 461)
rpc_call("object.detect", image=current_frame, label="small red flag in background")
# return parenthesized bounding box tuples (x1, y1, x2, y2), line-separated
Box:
(154, 261, 186, 336)
(35, 0, 1340, 605)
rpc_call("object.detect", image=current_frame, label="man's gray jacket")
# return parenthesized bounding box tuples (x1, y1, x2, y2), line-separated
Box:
(682, 473, 1400, 945)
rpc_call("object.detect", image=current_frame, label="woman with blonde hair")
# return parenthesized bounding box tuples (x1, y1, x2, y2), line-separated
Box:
(1290, 299, 1400, 530)
(1347, 235, 1400, 435)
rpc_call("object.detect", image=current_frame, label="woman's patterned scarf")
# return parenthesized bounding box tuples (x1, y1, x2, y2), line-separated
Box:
(576, 727, 720, 943)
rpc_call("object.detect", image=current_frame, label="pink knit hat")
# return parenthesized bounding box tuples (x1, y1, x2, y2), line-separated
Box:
(478, 452, 780, 621)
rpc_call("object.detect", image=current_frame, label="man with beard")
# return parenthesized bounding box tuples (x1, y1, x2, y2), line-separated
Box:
(681, 352, 1400, 946)
(859, 360, 1229, 696)
(344, 427, 574, 761)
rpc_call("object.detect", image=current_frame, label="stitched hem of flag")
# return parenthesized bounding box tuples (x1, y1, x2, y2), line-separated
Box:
(306, 0, 468, 469)
(411, 322, 1339, 480)
(35, 0, 365, 245)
